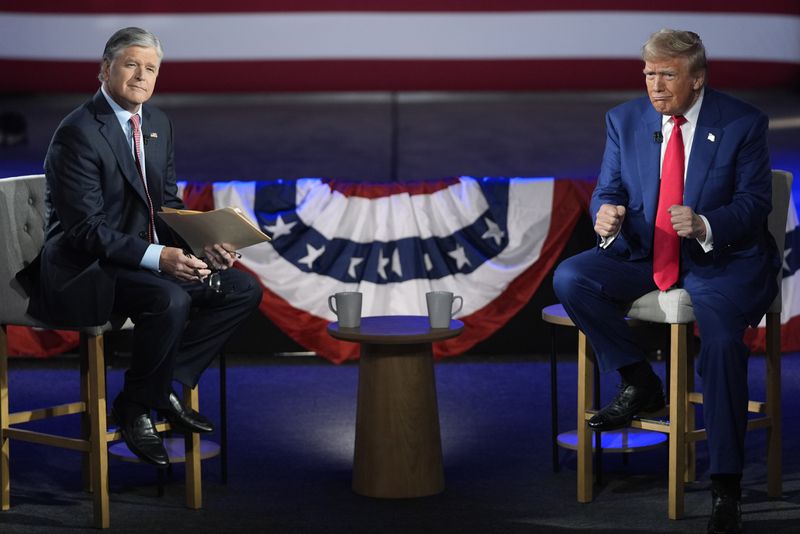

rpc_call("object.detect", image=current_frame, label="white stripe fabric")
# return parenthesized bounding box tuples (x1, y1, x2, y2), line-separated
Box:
(1, 12, 798, 62)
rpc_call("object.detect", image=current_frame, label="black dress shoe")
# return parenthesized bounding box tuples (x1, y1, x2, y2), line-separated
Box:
(707, 488, 743, 533)
(112, 406, 169, 468)
(158, 391, 214, 434)
(588, 379, 665, 431)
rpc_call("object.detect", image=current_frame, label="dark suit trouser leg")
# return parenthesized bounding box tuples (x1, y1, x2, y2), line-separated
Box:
(553, 248, 657, 373)
(112, 269, 192, 411)
(112, 267, 262, 409)
(684, 277, 750, 475)
(172, 267, 263, 388)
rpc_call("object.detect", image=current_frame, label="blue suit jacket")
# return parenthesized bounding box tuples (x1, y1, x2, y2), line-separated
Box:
(591, 88, 780, 325)
(19, 90, 186, 326)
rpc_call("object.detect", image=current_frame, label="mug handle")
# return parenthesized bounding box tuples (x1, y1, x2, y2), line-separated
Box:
(451, 295, 463, 316)
(328, 295, 338, 315)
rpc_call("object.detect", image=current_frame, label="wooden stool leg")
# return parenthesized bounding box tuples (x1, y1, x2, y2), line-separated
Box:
(85, 334, 110, 529)
(1, 327, 10, 511)
(577, 331, 594, 503)
(685, 332, 696, 484)
(80, 339, 92, 493)
(183, 385, 202, 509)
(667, 324, 687, 520)
(766, 312, 782, 498)
(549, 324, 559, 473)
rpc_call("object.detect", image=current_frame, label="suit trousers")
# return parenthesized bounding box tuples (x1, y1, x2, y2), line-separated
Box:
(111, 266, 263, 412)
(554, 248, 751, 474)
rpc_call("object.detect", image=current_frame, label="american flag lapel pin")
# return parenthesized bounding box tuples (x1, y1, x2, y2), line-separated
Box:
(149, 132, 158, 140)
(707, 132, 715, 142)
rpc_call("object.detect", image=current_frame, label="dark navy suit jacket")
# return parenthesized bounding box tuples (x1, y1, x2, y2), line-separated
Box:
(591, 88, 780, 325)
(20, 90, 186, 326)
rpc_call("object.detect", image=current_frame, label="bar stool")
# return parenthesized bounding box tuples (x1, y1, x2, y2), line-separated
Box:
(542, 304, 667, 482)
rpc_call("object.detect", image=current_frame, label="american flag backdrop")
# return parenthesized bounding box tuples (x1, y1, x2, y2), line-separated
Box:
(4, 3, 799, 358)
(0, 1, 798, 92)
(9, 177, 800, 361)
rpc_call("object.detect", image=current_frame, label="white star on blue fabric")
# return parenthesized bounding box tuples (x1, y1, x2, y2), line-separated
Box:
(347, 257, 364, 279)
(391, 249, 403, 277)
(376, 249, 391, 280)
(448, 244, 471, 270)
(264, 215, 297, 239)
(481, 217, 505, 245)
(298, 243, 325, 269)
(784, 246, 792, 272)
(424, 253, 433, 272)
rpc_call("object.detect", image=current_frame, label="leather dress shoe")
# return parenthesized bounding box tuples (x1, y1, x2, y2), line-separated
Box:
(707, 488, 743, 533)
(588, 379, 665, 431)
(158, 391, 214, 434)
(112, 406, 169, 468)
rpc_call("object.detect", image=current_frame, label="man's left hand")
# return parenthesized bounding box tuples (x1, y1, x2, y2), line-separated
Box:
(202, 243, 239, 270)
(669, 205, 707, 241)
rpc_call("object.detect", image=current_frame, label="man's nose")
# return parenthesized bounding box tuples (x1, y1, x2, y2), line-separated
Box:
(652, 75, 665, 91)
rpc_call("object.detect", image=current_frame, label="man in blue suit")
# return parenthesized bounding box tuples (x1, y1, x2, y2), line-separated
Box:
(554, 29, 779, 534)
(18, 28, 263, 468)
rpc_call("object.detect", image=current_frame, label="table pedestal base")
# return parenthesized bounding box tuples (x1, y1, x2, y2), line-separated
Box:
(352, 342, 444, 498)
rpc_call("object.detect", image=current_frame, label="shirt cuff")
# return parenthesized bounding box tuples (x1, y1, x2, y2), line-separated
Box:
(140, 244, 165, 271)
(599, 232, 618, 249)
(697, 214, 714, 252)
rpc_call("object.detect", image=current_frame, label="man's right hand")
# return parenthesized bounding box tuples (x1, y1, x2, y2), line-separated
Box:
(159, 247, 211, 281)
(594, 204, 626, 237)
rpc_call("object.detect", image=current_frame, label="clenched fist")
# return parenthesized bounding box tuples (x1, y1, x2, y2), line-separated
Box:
(595, 204, 626, 237)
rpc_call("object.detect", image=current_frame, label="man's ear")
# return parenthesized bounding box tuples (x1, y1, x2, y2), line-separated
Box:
(692, 71, 706, 91)
(100, 60, 110, 82)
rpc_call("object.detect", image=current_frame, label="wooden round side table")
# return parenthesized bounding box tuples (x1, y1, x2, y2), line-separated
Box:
(328, 315, 463, 498)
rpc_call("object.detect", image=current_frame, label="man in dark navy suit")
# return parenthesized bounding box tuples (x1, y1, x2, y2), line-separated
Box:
(554, 29, 779, 534)
(19, 27, 263, 468)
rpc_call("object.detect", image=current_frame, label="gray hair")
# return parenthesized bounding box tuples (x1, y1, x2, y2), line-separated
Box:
(642, 29, 707, 75)
(98, 27, 163, 82)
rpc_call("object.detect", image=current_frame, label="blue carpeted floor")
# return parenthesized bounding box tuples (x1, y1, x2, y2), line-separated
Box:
(1, 350, 799, 533)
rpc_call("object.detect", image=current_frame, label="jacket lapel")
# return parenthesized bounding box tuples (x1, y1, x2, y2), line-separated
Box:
(636, 107, 663, 224)
(93, 90, 150, 207)
(684, 89, 722, 208)
(141, 107, 163, 209)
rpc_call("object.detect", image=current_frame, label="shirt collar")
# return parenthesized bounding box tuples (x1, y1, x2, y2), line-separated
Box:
(100, 84, 142, 126)
(661, 87, 704, 128)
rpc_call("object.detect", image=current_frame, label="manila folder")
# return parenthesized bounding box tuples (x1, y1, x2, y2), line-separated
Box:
(158, 206, 271, 256)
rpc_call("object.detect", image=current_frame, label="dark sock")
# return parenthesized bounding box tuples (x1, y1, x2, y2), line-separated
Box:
(711, 474, 742, 498)
(618, 360, 658, 387)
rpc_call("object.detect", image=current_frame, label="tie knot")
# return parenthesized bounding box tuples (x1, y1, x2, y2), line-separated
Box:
(673, 115, 686, 127)
(129, 114, 141, 132)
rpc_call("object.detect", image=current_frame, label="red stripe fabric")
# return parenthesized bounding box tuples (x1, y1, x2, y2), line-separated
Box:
(325, 177, 461, 199)
(3, 1, 798, 14)
(3, 59, 797, 93)
(7, 326, 78, 358)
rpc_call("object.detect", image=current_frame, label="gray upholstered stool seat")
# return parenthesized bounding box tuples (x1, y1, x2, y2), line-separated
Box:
(627, 288, 695, 324)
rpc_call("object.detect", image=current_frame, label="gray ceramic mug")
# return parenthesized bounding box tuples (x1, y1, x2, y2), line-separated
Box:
(328, 291, 363, 328)
(426, 291, 463, 328)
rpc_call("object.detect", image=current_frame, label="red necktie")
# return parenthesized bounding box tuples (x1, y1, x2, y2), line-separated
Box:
(652, 115, 687, 291)
(129, 114, 156, 243)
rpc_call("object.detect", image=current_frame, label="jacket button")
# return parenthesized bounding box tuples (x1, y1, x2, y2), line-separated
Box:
(138, 231, 147, 239)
